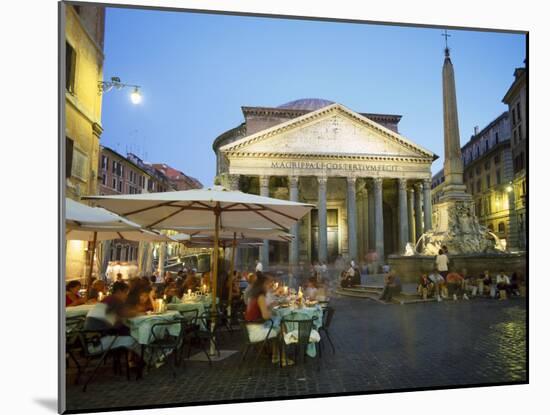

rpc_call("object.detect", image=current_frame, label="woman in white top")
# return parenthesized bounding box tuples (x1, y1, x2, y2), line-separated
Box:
(435, 249, 449, 278)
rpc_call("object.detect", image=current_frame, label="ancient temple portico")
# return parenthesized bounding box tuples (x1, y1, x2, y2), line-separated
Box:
(213, 100, 436, 268)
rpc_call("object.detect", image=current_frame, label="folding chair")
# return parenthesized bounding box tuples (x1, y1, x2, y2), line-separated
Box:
(147, 319, 185, 378)
(239, 318, 275, 366)
(319, 306, 336, 354)
(280, 315, 321, 370)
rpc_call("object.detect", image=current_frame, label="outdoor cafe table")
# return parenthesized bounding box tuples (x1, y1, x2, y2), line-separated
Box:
(65, 304, 95, 319)
(167, 298, 208, 330)
(127, 310, 182, 345)
(272, 304, 323, 357)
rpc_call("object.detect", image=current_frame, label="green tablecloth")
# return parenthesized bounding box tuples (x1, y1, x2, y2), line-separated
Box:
(273, 305, 323, 329)
(127, 311, 181, 345)
(65, 304, 94, 319)
(167, 301, 207, 330)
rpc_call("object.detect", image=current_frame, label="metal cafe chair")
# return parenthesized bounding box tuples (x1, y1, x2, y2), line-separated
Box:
(197, 312, 221, 357)
(77, 328, 126, 392)
(147, 319, 186, 378)
(280, 314, 321, 370)
(178, 309, 212, 366)
(239, 318, 275, 366)
(319, 306, 336, 354)
(66, 316, 86, 381)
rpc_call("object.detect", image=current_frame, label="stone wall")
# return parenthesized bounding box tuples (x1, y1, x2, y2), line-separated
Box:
(388, 253, 526, 283)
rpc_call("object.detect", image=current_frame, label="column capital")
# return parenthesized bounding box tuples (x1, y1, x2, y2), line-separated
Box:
(346, 176, 357, 187)
(317, 176, 328, 186)
(373, 177, 383, 190)
(259, 175, 270, 188)
(422, 178, 432, 187)
(414, 181, 423, 191)
(398, 178, 408, 190)
(288, 175, 299, 188)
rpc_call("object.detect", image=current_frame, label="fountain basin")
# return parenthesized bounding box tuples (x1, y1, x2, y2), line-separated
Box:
(388, 252, 526, 283)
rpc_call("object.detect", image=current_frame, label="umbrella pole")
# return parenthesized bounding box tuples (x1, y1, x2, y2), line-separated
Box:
(227, 232, 237, 318)
(87, 231, 97, 289)
(210, 205, 221, 356)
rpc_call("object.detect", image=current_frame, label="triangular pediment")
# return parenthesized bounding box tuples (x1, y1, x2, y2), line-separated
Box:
(220, 103, 435, 160)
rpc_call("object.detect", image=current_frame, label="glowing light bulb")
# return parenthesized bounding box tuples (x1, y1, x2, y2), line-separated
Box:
(130, 87, 142, 104)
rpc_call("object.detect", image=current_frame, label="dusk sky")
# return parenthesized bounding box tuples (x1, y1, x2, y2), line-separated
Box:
(101, 7, 526, 186)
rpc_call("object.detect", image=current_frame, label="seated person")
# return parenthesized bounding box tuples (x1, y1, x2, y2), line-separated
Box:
(87, 281, 131, 333)
(175, 276, 185, 298)
(379, 272, 395, 302)
(304, 277, 319, 300)
(125, 281, 154, 317)
(84, 281, 143, 369)
(482, 270, 493, 297)
(510, 272, 521, 297)
(87, 279, 107, 304)
(244, 273, 284, 364)
(163, 282, 179, 303)
(243, 272, 258, 305)
(340, 270, 353, 288)
(428, 269, 445, 302)
(464, 272, 479, 297)
(200, 272, 211, 291)
(182, 272, 198, 293)
(446, 271, 468, 300)
(66, 280, 86, 307)
(238, 272, 249, 291)
(495, 270, 511, 300)
(418, 274, 431, 299)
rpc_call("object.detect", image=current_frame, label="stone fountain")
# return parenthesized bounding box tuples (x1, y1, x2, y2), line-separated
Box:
(389, 44, 525, 281)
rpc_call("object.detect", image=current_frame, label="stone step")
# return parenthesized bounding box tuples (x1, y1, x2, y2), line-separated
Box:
(336, 287, 437, 305)
(334, 288, 387, 304)
(353, 284, 384, 290)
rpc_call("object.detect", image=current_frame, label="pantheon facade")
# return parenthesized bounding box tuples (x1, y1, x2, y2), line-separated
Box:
(213, 98, 437, 268)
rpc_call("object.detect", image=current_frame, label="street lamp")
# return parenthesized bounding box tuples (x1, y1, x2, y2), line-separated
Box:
(98, 76, 142, 104)
(130, 87, 142, 104)
(505, 184, 513, 193)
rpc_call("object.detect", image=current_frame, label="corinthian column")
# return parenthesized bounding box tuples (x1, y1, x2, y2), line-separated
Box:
(408, 188, 416, 243)
(367, 184, 375, 250)
(259, 175, 270, 268)
(423, 178, 433, 231)
(346, 177, 358, 261)
(288, 176, 300, 267)
(373, 177, 384, 260)
(414, 182, 424, 241)
(317, 177, 328, 263)
(398, 178, 409, 253)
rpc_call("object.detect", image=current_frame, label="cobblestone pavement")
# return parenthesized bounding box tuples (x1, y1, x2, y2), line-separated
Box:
(65, 296, 527, 412)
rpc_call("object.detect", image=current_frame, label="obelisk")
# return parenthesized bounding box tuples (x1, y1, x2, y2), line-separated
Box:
(418, 36, 498, 255)
(440, 45, 470, 202)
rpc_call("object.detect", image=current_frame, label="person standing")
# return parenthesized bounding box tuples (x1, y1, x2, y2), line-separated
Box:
(255, 259, 263, 273)
(435, 249, 449, 279)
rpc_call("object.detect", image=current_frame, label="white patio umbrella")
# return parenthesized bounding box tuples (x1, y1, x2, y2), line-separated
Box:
(65, 198, 174, 286)
(83, 186, 313, 353)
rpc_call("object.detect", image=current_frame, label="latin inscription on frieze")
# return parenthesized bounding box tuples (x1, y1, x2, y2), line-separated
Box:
(270, 161, 400, 173)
